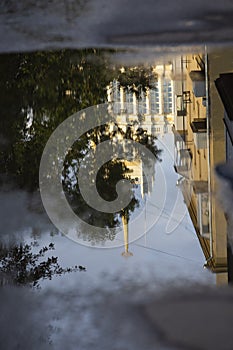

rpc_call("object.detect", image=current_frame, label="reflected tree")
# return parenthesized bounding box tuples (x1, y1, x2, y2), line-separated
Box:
(0, 242, 84, 287)
(62, 123, 162, 243)
(0, 50, 162, 244)
(116, 65, 157, 98)
(0, 49, 115, 189)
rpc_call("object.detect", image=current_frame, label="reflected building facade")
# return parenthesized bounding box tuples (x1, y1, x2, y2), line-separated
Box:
(106, 66, 174, 256)
(106, 64, 175, 199)
(172, 53, 229, 284)
(106, 56, 232, 277)
(107, 64, 175, 136)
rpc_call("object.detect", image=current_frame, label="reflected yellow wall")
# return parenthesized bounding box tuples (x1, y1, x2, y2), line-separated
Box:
(216, 272, 228, 286)
(173, 52, 228, 280)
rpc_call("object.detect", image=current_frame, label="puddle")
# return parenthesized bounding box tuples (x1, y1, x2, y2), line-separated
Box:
(1, 3, 233, 348)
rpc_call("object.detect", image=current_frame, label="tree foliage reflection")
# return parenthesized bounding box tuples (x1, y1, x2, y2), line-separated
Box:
(0, 242, 83, 287)
(0, 49, 162, 244)
(63, 122, 162, 243)
(0, 49, 115, 189)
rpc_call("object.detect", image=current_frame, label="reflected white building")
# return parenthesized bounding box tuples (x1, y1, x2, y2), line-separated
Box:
(106, 64, 175, 136)
(106, 121, 156, 199)
(106, 65, 175, 257)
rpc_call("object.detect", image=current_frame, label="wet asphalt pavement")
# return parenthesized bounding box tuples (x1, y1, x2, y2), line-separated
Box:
(0, 0, 233, 52)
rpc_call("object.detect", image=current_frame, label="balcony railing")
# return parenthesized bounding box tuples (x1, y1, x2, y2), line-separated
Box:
(190, 118, 207, 149)
(189, 70, 205, 98)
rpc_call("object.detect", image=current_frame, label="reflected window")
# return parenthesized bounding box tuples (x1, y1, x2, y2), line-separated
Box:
(163, 80, 173, 114)
(150, 84, 160, 114)
(138, 91, 147, 114)
(126, 91, 134, 114)
(197, 193, 210, 238)
(112, 80, 121, 114)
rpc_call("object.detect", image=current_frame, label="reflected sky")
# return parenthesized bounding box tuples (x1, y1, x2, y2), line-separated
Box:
(36, 132, 211, 283)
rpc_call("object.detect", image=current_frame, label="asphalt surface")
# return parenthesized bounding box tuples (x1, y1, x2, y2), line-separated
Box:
(0, 0, 233, 52)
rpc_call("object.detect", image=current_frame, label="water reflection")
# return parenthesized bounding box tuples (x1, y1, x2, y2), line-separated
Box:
(0, 47, 232, 286)
(3, 46, 233, 350)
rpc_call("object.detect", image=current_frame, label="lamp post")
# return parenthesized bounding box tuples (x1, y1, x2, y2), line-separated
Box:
(121, 210, 133, 257)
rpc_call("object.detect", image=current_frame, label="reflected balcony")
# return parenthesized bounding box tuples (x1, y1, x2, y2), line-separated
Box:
(193, 181, 210, 239)
(190, 118, 207, 149)
(176, 91, 191, 117)
(174, 147, 192, 178)
(189, 70, 206, 98)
